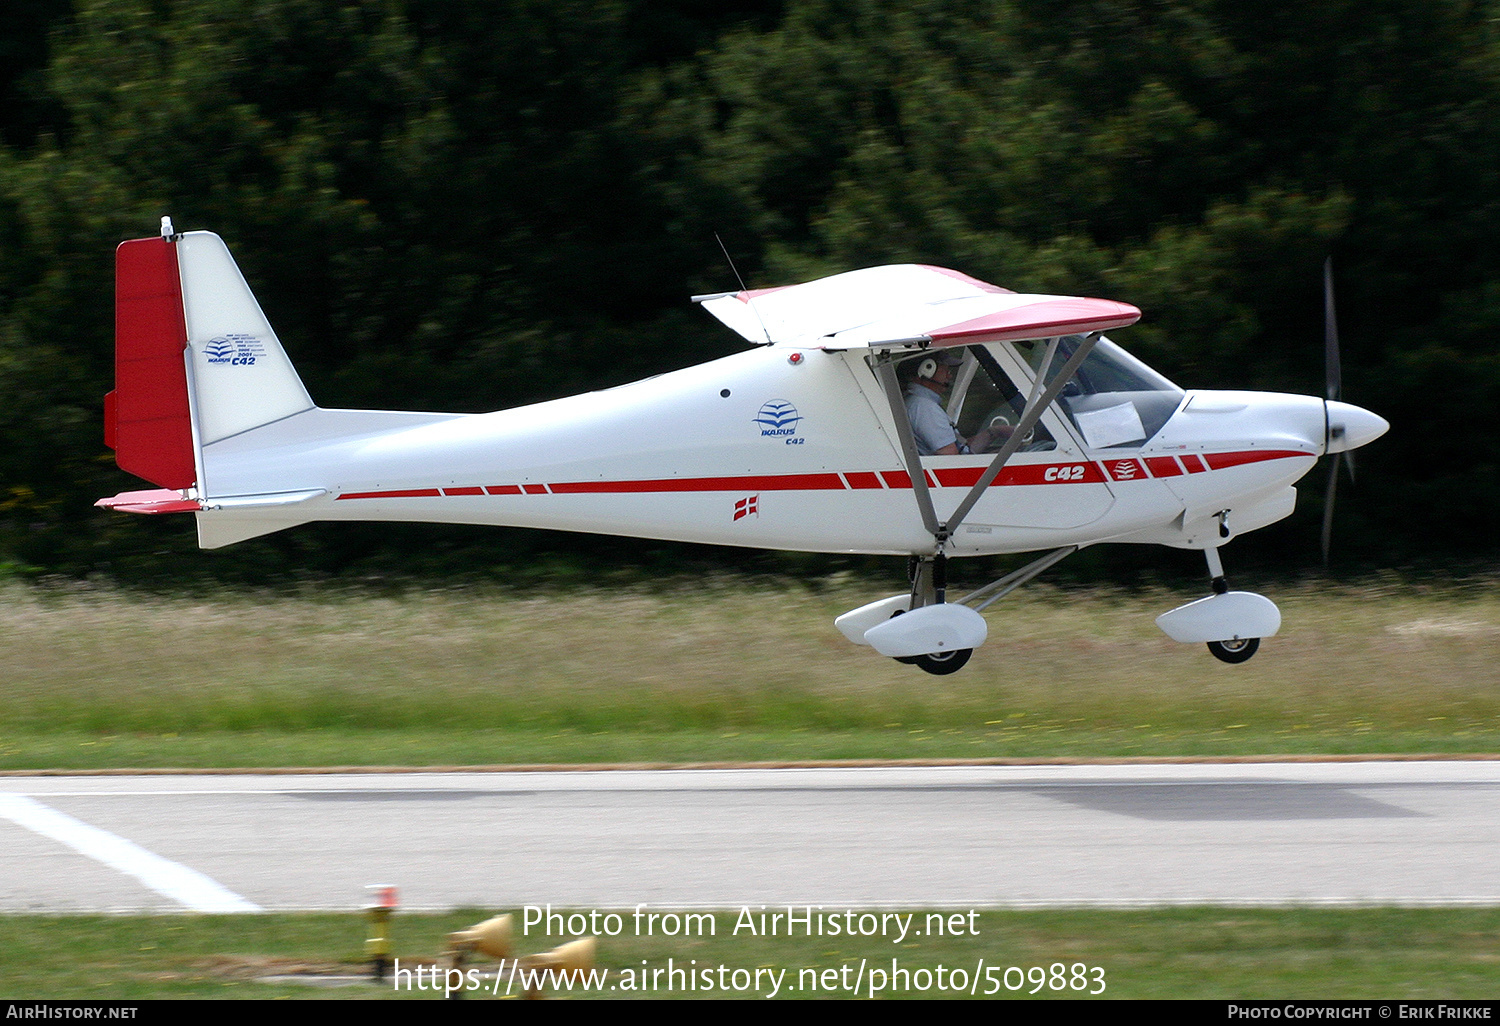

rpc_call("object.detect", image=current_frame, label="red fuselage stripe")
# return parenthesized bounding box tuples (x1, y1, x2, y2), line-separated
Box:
(337, 488, 442, 500)
(1202, 449, 1310, 470)
(333, 450, 1310, 500)
(548, 473, 846, 494)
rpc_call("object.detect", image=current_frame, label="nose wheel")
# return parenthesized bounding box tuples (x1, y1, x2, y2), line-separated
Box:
(1155, 545, 1278, 664)
(1199, 545, 1264, 663)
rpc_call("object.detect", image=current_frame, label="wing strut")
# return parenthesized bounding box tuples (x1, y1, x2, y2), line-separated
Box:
(957, 545, 1078, 612)
(873, 358, 941, 539)
(875, 331, 1099, 552)
(938, 331, 1100, 541)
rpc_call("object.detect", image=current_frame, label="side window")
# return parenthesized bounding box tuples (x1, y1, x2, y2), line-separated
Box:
(891, 347, 1057, 455)
(949, 346, 1057, 452)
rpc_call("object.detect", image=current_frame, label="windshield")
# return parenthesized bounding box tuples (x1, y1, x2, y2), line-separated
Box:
(1014, 335, 1183, 449)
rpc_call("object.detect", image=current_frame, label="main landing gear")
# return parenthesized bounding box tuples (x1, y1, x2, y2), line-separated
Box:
(835, 547, 1076, 676)
(895, 554, 976, 676)
(839, 541, 1282, 673)
(910, 647, 972, 675)
(1206, 637, 1259, 664)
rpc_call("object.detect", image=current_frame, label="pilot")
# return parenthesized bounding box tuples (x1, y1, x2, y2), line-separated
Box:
(904, 350, 1010, 455)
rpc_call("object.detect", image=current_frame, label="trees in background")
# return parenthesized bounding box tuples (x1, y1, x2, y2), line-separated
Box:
(3, 0, 1496, 578)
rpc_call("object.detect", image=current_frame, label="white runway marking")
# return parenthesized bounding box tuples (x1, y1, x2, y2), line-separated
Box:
(5, 762, 1500, 911)
(0, 793, 260, 913)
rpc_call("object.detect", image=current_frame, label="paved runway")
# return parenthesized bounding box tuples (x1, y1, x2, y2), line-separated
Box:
(3, 761, 1500, 912)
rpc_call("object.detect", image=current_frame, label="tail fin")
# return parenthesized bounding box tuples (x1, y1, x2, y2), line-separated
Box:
(175, 231, 313, 447)
(105, 228, 314, 494)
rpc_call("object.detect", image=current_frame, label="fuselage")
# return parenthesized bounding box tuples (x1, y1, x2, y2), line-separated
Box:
(197, 341, 1381, 556)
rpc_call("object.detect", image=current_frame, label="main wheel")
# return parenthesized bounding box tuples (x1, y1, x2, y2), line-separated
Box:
(886, 608, 921, 663)
(912, 648, 972, 675)
(1207, 637, 1259, 664)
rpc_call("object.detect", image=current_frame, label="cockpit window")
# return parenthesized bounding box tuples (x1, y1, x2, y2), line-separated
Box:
(1014, 335, 1183, 449)
(949, 345, 1057, 451)
(890, 346, 1059, 454)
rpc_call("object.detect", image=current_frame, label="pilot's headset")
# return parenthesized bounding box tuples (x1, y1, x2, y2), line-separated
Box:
(916, 351, 962, 380)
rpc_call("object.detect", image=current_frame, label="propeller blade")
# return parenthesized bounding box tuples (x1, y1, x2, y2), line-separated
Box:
(1320, 257, 1354, 566)
(1321, 452, 1339, 566)
(1324, 256, 1341, 403)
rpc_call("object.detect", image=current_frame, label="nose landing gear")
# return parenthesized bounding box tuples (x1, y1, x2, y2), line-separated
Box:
(1155, 545, 1281, 664)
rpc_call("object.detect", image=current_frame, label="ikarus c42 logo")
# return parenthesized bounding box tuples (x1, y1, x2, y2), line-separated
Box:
(754, 400, 804, 444)
(203, 333, 267, 366)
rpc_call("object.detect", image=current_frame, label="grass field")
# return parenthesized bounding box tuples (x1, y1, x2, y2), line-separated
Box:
(5, 907, 1500, 999)
(2, 577, 1498, 769)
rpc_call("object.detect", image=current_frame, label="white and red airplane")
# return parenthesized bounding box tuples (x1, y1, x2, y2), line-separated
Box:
(99, 219, 1387, 674)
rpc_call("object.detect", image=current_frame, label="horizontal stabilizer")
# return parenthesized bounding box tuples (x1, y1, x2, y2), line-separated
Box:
(202, 489, 327, 511)
(193, 489, 326, 547)
(95, 488, 201, 514)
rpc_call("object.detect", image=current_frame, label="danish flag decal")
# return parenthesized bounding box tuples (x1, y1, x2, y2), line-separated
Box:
(733, 495, 759, 521)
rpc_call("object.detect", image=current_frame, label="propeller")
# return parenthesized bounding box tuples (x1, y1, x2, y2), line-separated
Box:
(1320, 257, 1356, 564)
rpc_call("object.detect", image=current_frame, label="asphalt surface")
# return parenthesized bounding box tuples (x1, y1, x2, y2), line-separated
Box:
(3, 761, 1500, 912)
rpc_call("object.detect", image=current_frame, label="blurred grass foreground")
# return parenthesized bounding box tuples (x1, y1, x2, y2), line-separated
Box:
(2, 577, 1498, 769)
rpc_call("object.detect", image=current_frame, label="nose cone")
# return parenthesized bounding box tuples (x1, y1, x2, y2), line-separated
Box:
(1325, 400, 1389, 454)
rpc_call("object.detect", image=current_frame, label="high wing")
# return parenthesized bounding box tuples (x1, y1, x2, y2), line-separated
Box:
(695, 264, 1141, 348)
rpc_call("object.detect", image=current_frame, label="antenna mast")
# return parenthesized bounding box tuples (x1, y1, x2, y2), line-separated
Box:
(715, 233, 774, 346)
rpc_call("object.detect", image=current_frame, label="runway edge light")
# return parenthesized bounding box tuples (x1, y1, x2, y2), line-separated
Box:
(364, 884, 398, 983)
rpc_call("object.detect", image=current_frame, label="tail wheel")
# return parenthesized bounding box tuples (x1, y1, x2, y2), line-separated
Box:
(1207, 638, 1259, 664)
(911, 648, 972, 675)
